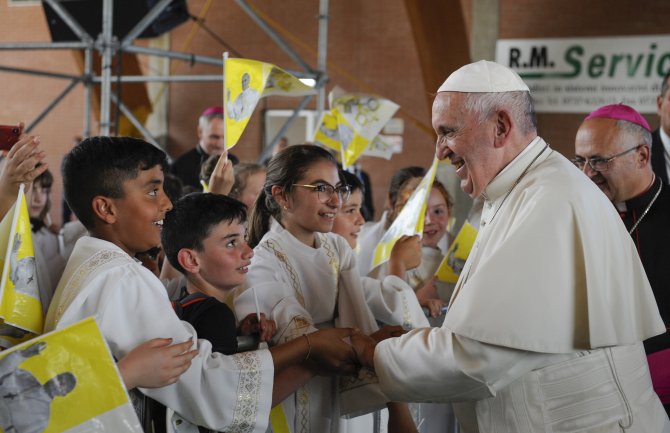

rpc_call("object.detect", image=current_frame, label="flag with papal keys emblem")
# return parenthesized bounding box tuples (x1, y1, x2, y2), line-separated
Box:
(313, 87, 399, 168)
(434, 222, 478, 283)
(0, 317, 142, 433)
(224, 57, 316, 149)
(372, 157, 439, 269)
(0, 185, 42, 348)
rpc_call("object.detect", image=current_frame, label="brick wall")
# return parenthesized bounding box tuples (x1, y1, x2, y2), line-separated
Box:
(1, 0, 669, 223)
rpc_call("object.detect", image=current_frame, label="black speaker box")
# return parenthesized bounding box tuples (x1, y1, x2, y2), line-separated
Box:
(43, 0, 190, 42)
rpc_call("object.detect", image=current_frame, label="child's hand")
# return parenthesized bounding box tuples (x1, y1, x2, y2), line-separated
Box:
(416, 276, 439, 300)
(419, 298, 445, 318)
(416, 277, 446, 318)
(117, 338, 197, 390)
(388, 235, 421, 278)
(0, 130, 48, 218)
(208, 150, 235, 195)
(238, 313, 277, 342)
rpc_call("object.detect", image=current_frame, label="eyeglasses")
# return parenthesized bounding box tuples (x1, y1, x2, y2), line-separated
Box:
(571, 145, 641, 172)
(292, 183, 351, 203)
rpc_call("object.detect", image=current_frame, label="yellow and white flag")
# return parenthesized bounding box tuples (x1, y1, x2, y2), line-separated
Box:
(0, 317, 142, 433)
(313, 108, 369, 167)
(434, 222, 478, 283)
(363, 136, 395, 160)
(372, 158, 439, 269)
(313, 87, 399, 168)
(224, 57, 316, 149)
(314, 110, 344, 153)
(0, 185, 42, 347)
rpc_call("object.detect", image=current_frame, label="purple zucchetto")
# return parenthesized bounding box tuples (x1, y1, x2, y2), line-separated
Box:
(584, 103, 651, 132)
(201, 106, 224, 117)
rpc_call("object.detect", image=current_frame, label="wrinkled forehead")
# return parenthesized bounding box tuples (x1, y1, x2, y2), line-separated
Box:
(432, 92, 470, 126)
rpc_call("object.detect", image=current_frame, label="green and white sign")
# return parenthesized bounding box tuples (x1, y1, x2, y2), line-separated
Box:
(495, 35, 670, 113)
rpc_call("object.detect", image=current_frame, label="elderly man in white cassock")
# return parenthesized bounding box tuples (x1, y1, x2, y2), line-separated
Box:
(352, 60, 670, 433)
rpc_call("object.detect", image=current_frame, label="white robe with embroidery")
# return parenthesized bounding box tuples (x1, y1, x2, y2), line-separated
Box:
(235, 222, 427, 433)
(373, 138, 669, 433)
(357, 211, 388, 277)
(44, 236, 275, 433)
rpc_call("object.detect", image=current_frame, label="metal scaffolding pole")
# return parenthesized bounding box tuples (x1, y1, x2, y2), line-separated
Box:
(26, 79, 80, 133)
(316, 0, 329, 121)
(120, 0, 173, 49)
(235, 0, 315, 74)
(110, 94, 161, 149)
(257, 94, 314, 164)
(84, 47, 93, 137)
(42, 0, 93, 44)
(99, 0, 114, 135)
(0, 65, 81, 81)
(0, 1, 329, 153)
(0, 42, 88, 50)
(92, 75, 224, 83)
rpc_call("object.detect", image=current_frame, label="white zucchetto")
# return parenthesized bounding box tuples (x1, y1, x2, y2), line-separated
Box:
(437, 60, 529, 93)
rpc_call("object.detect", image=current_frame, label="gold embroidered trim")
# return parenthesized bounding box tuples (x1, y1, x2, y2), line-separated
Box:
(225, 351, 263, 433)
(261, 234, 344, 433)
(262, 239, 305, 307)
(279, 317, 313, 433)
(339, 366, 379, 392)
(54, 250, 129, 324)
(401, 291, 413, 330)
(296, 386, 310, 433)
(317, 233, 340, 288)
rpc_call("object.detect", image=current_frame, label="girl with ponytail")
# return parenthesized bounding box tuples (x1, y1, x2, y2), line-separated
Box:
(237, 144, 419, 433)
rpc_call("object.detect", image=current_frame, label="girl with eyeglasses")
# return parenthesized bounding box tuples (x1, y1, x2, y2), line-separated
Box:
(237, 144, 418, 433)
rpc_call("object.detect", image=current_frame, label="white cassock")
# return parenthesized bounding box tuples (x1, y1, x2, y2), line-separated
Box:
(235, 221, 427, 433)
(357, 211, 389, 277)
(44, 236, 275, 433)
(373, 137, 670, 433)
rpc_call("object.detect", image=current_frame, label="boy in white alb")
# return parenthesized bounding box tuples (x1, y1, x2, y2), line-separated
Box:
(45, 137, 360, 432)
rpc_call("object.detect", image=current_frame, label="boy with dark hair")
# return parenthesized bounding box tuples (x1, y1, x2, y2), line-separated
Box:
(161, 193, 274, 354)
(45, 136, 360, 433)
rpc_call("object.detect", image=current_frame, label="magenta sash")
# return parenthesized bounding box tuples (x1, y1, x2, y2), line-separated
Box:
(648, 348, 670, 404)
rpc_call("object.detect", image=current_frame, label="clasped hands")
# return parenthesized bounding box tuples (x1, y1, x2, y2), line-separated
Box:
(304, 325, 405, 377)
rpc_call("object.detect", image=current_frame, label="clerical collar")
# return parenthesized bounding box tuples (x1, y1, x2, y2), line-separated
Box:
(482, 136, 543, 201)
(196, 144, 208, 157)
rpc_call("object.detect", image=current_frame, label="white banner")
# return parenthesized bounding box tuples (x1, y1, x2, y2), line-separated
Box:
(495, 35, 670, 113)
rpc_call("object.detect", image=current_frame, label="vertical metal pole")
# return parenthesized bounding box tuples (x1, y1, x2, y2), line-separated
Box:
(84, 47, 93, 137)
(100, 0, 114, 135)
(316, 0, 329, 120)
